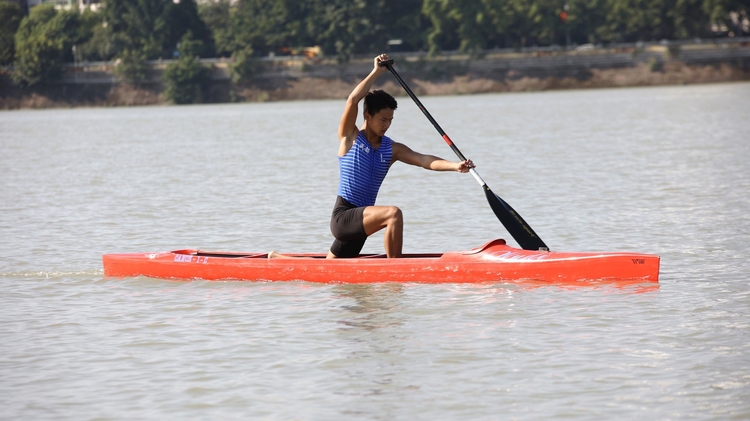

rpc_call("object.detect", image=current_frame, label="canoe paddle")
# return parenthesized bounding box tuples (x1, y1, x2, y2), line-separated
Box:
(381, 60, 549, 251)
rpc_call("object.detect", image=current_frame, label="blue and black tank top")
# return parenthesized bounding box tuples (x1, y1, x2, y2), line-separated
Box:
(337, 131, 393, 207)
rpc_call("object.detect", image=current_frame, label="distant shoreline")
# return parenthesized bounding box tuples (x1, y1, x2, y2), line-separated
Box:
(2, 45, 749, 110)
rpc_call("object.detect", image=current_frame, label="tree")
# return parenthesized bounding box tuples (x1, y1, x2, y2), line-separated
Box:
(421, 0, 578, 52)
(75, 7, 118, 62)
(423, 0, 508, 54)
(102, 0, 168, 58)
(493, 0, 573, 47)
(102, 0, 210, 60)
(422, 0, 463, 54)
(594, 0, 645, 42)
(162, 32, 210, 104)
(0, 2, 24, 66)
(198, 0, 234, 57)
(563, 0, 610, 45)
(669, 0, 711, 39)
(299, 0, 406, 62)
(383, 0, 429, 52)
(13, 4, 80, 86)
(168, 0, 212, 56)
(230, 0, 297, 56)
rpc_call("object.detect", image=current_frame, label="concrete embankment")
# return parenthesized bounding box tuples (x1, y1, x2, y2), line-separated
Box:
(2, 38, 749, 109)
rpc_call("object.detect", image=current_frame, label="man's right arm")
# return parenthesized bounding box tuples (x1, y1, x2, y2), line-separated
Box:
(337, 54, 391, 148)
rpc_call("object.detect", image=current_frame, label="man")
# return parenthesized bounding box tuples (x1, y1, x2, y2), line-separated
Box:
(327, 53, 474, 258)
(270, 54, 474, 259)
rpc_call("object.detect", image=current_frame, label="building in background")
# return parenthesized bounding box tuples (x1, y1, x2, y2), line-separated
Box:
(25, 0, 101, 11)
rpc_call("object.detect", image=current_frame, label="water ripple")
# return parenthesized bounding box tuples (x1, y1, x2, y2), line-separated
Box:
(2, 84, 750, 420)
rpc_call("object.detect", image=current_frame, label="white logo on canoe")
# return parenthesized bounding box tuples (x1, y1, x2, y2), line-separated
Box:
(174, 254, 209, 264)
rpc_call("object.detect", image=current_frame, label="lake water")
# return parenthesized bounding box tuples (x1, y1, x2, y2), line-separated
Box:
(1, 82, 749, 420)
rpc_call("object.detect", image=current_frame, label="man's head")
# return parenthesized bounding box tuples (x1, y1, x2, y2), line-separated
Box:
(364, 90, 397, 136)
(363, 90, 397, 117)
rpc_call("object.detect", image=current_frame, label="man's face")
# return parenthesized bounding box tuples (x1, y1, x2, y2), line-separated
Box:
(366, 108, 394, 136)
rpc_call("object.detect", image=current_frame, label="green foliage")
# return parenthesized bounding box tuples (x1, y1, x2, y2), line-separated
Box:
(229, 47, 262, 85)
(75, 8, 117, 61)
(7, 0, 747, 93)
(0, 2, 23, 66)
(199, 0, 425, 63)
(101, 0, 210, 59)
(292, 0, 424, 62)
(113, 48, 148, 84)
(13, 5, 80, 86)
(671, 0, 712, 39)
(302, 0, 372, 63)
(423, 0, 518, 54)
(563, 0, 609, 45)
(198, 0, 234, 57)
(230, 0, 298, 55)
(596, 0, 664, 42)
(420, 0, 724, 50)
(162, 32, 210, 104)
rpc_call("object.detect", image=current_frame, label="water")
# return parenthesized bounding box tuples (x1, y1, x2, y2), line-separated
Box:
(1, 82, 749, 420)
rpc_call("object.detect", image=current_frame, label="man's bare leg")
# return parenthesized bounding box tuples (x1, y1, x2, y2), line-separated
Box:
(276, 205, 403, 260)
(268, 251, 298, 259)
(362, 205, 403, 258)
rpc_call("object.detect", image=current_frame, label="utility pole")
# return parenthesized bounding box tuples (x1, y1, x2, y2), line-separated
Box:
(562, 3, 571, 49)
(72, 45, 77, 83)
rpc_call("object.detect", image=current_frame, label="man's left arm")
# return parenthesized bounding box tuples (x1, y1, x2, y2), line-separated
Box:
(392, 142, 474, 173)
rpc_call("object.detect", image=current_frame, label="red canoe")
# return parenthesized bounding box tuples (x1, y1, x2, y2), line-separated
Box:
(102, 239, 660, 284)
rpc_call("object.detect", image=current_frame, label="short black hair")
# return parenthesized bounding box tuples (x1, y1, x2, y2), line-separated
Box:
(363, 90, 397, 116)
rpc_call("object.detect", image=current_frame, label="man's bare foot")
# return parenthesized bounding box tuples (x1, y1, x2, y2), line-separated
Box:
(268, 251, 281, 259)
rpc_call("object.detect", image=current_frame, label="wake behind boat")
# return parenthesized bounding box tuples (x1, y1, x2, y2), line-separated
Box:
(102, 239, 660, 284)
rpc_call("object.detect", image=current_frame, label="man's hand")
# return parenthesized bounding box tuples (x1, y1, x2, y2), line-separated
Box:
(374, 54, 391, 74)
(457, 159, 476, 173)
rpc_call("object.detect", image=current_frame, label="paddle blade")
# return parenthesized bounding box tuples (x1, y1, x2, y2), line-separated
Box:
(484, 186, 549, 251)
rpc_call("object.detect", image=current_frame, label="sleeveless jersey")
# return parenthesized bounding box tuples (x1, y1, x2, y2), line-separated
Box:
(337, 132, 393, 207)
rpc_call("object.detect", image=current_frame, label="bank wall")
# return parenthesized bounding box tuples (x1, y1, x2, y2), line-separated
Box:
(2, 38, 749, 109)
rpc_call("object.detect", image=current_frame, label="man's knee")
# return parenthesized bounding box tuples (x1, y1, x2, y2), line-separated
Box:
(363, 206, 403, 234)
(386, 206, 403, 224)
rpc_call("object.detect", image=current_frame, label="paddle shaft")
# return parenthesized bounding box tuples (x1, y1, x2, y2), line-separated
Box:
(382, 60, 549, 251)
(384, 63, 465, 154)
(382, 61, 485, 186)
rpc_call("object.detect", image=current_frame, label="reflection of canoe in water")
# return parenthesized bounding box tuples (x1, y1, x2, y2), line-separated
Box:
(102, 239, 660, 284)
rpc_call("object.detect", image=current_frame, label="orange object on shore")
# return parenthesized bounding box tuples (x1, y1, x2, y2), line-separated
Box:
(102, 239, 660, 285)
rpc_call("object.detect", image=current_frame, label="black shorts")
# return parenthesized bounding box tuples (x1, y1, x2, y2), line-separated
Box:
(329, 196, 368, 258)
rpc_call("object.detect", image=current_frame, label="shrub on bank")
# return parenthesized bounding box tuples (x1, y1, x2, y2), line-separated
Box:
(162, 32, 210, 104)
(229, 47, 263, 85)
(113, 48, 149, 84)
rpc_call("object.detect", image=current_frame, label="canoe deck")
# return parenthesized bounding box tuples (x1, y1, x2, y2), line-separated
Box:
(102, 239, 660, 284)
